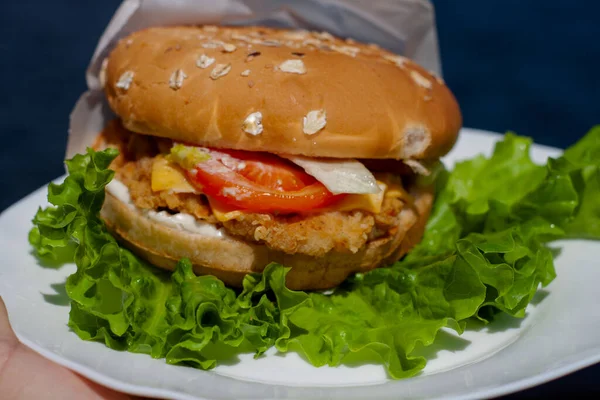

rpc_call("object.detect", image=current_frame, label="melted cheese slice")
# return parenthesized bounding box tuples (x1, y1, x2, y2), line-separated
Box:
(151, 156, 199, 193)
(151, 158, 407, 221)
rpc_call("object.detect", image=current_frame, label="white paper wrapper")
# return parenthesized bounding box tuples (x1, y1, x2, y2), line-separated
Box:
(67, 0, 441, 159)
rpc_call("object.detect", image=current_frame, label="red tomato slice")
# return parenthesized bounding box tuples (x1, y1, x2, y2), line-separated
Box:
(184, 147, 343, 213)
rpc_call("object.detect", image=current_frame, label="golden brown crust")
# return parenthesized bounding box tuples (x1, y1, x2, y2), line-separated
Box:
(116, 157, 218, 223)
(116, 156, 377, 257)
(100, 185, 433, 290)
(95, 121, 415, 259)
(104, 25, 461, 160)
(221, 210, 374, 257)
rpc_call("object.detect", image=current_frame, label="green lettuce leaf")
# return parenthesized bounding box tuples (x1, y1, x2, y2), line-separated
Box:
(277, 256, 483, 378)
(562, 126, 600, 238)
(29, 126, 600, 379)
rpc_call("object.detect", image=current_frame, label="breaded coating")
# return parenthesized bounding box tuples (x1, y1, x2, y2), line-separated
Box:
(117, 157, 217, 223)
(97, 121, 410, 258)
(222, 211, 374, 257)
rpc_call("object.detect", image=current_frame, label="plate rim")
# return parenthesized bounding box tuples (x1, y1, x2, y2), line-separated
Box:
(10, 327, 600, 400)
(1, 127, 596, 400)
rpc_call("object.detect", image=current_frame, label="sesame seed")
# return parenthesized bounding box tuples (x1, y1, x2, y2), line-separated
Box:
(287, 41, 302, 49)
(196, 54, 215, 69)
(303, 109, 327, 135)
(210, 63, 232, 80)
(116, 71, 134, 90)
(240, 69, 251, 77)
(169, 69, 187, 90)
(332, 45, 360, 57)
(222, 43, 237, 53)
(383, 54, 408, 68)
(242, 112, 263, 135)
(231, 33, 252, 42)
(278, 59, 306, 74)
(202, 40, 223, 49)
(302, 38, 321, 47)
(313, 31, 335, 41)
(410, 70, 432, 89)
(261, 39, 281, 47)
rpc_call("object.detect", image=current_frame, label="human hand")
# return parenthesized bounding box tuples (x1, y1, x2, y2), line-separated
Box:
(0, 296, 136, 399)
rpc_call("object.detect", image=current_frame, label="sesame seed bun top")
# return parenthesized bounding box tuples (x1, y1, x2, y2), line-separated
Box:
(103, 25, 461, 160)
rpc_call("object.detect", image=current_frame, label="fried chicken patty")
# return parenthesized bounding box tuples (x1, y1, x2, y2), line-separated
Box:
(96, 120, 415, 257)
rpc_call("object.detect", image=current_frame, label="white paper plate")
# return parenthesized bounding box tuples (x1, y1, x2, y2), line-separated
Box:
(1, 128, 599, 400)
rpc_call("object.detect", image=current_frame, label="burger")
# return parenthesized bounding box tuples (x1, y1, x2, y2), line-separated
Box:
(94, 25, 461, 291)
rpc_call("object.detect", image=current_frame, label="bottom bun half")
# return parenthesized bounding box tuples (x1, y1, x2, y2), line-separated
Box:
(100, 187, 433, 290)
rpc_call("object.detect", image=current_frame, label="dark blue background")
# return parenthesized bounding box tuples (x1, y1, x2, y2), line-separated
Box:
(1, 1, 598, 397)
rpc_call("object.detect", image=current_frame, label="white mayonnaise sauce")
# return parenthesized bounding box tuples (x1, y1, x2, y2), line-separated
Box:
(106, 179, 224, 238)
(147, 210, 223, 237)
(106, 179, 134, 207)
